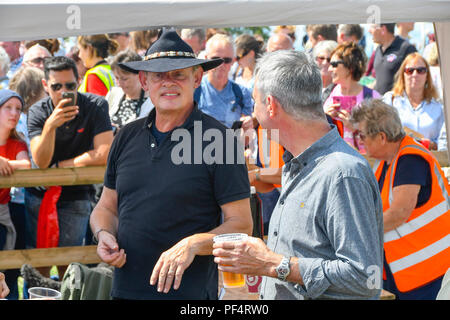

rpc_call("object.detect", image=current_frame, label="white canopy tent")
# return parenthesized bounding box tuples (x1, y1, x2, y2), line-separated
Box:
(1, 0, 449, 157)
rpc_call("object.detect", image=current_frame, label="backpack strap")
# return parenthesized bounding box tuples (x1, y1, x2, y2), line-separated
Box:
(230, 81, 245, 112)
(362, 86, 373, 99)
(322, 83, 337, 103)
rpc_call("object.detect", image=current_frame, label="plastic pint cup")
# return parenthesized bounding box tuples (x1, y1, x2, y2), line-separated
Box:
(213, 233, 248, 288)
(28, 287, 61, 300)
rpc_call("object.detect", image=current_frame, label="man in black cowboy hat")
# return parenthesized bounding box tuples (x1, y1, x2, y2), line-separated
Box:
(90, 29, 253, 300)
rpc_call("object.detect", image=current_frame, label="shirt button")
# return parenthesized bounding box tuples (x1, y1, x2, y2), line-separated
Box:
(260, 294, 264, 299)
(273, 231, 278, 237)
(151, 143, 155, 148)
(280, 200, 285, 205)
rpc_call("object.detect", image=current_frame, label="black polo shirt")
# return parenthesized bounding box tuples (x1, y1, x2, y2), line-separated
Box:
(27, 93, 112, 200)
(105, 106, 250, 300)
(374, 36, 416, 95)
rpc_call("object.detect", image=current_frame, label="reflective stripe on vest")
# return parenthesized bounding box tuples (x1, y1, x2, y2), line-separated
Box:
(78, 64, 115, 93)
(374, 136, 450, 292)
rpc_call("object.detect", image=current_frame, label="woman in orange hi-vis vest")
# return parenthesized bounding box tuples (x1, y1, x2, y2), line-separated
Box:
(351, 99, 450, 300)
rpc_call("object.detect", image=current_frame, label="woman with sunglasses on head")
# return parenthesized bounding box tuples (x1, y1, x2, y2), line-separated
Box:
(77, 34, 118, 96)
(382, 52, 443, 151)
(323, 42, 381, 152)
(233, 34, 264, 91)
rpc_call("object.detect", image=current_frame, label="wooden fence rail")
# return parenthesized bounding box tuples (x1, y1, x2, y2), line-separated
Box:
(0, 151, 448, 270)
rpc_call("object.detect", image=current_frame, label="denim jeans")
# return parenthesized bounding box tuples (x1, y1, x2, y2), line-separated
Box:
(24, 190, 91, 248)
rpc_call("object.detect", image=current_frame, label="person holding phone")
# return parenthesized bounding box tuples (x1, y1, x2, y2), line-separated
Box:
(25, 57, 113, 275)
(323, 42, 381, 152)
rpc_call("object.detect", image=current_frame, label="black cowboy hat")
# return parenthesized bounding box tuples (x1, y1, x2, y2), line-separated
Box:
(120, 29, 223, 73)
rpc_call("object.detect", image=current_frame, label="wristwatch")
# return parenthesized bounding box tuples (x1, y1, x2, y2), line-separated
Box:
(276, 256, 291, 281)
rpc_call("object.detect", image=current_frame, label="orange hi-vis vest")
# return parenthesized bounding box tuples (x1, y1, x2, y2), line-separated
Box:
(257, 125, 284, 188)
(373, 135, 450, 292)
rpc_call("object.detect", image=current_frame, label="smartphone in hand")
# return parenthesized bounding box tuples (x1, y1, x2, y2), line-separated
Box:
(333, 96, 357, 113)
(62, 92, 75, 107)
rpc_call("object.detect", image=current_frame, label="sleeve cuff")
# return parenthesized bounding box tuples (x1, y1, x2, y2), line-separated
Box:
(294, 257, 330, 299)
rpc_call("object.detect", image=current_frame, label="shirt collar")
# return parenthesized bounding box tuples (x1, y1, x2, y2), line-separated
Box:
(143, 102, 202, 131)
(283, 125, 340, 170)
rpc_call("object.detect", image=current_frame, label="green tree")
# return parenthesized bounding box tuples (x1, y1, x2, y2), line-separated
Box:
(224, 26, 271, 41)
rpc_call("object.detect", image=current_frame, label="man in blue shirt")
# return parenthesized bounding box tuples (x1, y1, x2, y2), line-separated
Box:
(213, 50, 384, 300)
(196, 33, 254, 128)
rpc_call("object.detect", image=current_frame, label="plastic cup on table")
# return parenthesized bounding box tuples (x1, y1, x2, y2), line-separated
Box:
(28, 287, 61, 300)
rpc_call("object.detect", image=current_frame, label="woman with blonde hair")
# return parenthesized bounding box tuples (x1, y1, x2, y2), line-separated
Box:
(383, 52, 443, 150)
(77, 34, 118, 96)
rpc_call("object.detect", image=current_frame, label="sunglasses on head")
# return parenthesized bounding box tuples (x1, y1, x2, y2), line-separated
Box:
(316, 56, 331, 63)
(236, 50, 250, 61)
(330, 60, 345, 68)
(404, 67, 427, 75)
(50, 82, 78, 91)
(210, 56, 233, 64)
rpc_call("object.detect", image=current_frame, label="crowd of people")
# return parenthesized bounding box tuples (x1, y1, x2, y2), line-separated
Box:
(0, 22, 448, 300)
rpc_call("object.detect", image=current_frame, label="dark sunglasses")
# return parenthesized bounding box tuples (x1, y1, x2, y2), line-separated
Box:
(28, 57, 48, 65)
(330, 60, 345, 68)
(316, 56, 331, 63)
(50, 82, 78, 91)
(210, 56, 233, 64)
(236, 50, 250, 61)
(404, 67, 427, 75)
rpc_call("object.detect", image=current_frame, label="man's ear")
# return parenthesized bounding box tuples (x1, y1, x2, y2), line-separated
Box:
(42, 78, 49, 94)
(266, 95, 280, 118)
(138, 71, 149, 91)
(193, 67, 203, 88)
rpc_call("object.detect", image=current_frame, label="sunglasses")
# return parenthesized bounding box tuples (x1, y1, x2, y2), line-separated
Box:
(316, 56, 331, 63)
(330, 60, 345, 68)
(210, 56, 233, 64)
(27, 57, 48, 65)
(236, 50, 250, 61)
(404, 67, 427, 75)
(50, 82, 78, 91)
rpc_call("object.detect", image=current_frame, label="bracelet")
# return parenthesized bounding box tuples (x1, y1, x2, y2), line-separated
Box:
(93, 228, 112, 243)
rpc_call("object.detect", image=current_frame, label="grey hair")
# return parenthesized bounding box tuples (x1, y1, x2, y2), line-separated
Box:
(312, 40, 338, 59)
(0, 46, 10, 75)
(351, 99, 405, 142)
(254, 50, 324, 121)
(181, 28, 206, 42)
(205, 33, 235, 56)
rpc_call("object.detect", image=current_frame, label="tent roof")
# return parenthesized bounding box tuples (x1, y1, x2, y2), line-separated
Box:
(1, 0, 450, 41)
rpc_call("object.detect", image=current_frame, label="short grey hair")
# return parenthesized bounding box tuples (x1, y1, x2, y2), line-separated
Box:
(181, 28, 206, 42)
(205, 33, 235, 56)
(312, 40, 338, 59)
(254, 50, 324, 121)
(0, 46, 10, 76)
(351, 99, 405, 142)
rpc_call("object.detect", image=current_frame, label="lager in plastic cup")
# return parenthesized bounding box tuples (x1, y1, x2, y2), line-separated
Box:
(213, 233, 248, 288)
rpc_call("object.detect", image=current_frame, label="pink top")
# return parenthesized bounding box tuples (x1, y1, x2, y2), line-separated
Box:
(324, 84, 381, 152)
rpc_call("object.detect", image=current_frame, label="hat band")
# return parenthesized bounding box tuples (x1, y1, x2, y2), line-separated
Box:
(144, 51, 196, 60)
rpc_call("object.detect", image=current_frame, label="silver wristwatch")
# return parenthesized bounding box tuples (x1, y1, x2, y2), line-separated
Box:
(276, 256, 291, 281)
